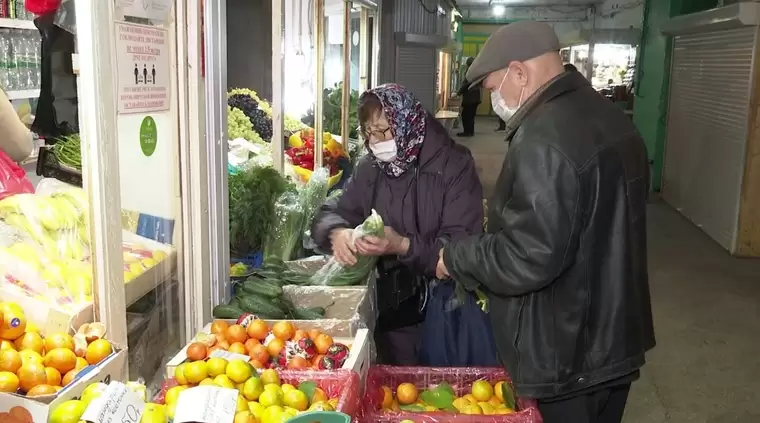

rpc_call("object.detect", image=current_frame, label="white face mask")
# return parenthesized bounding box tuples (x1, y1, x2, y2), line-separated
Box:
(491, 68, 525, 121)
(370, 139, 397, 162)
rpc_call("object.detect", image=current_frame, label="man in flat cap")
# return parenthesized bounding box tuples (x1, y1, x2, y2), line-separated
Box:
(436, 21, 655, 423)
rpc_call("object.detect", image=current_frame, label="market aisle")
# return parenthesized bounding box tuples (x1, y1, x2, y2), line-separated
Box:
(455, 117, 760, 423)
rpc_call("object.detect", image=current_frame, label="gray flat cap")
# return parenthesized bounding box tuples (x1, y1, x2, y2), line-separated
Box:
(466, 21, 560, 88)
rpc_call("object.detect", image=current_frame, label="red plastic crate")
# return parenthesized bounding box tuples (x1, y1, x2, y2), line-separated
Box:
(154, 369, 362, 418)
(359, 366, 542, 423)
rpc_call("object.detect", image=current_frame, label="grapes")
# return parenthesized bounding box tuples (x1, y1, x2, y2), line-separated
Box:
(228, 88, 308, 136)
(227, 106, 264, 144)
(250, 108, 273, 141)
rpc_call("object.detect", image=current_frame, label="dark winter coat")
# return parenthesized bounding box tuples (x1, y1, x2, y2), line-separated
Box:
(311, 115, 484, 313)
(444, 71, 655, 399)
(457, 78, 482, 106)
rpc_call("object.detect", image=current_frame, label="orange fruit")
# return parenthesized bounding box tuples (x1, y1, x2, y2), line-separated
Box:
(61, 369, 80, 386)
(14, 332, 43, 355)
(249, 359, 265, 369)
(17, 362, 47, 393)
(215, 333, 227, 344)
(396, 383, 418, 405)
(75, 357, 88, 370)
(249, 344, 269, 364)
(292, 329, 309, 341)
(44, 367, 61, 386)
(43, 333, 74, 352)
(0, 349, 21, 373)
(244, 338, 259, 352)
(0, 340, 15, 350)
(210, 320, 230, 335)
(234, 410, 256, 423)
(44, 347, 77, 374)
(85, 339, 113, 365)
(0, 303, 26, 340)
(272, 321, 296, 341)
(186, 342, 208, 362)
(216, 340, 230, 351)
(314, 334, 333, 355)
(0, 371, 19, 392)
(380, 386, 393, 409)
(311, 354, 325, 367)
(26, 384, 57, 396)
(246, 320, 269, 341)
(228, 342, 247, 355)
(266, 338, 285, 357)
(308, 329, 321, 340)
(18, 350, 43, 366)
(8, 406, 32, 423)
(287, 356, 309, 370)
(226, 325, 248, 344)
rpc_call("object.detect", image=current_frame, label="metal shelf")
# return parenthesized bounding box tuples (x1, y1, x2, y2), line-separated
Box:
(0, 18, 35, 30)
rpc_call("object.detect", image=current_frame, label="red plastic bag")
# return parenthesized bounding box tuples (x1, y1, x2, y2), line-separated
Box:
(0, 150, 34, 201)
(360, 366, 543, 423)
(26, 0, 61, 15)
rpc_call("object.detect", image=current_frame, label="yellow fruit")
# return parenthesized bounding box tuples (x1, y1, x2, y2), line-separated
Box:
(45, 367, 62, 386)
(85, 339, 113, 365)
(226, 359, 253, 383)
(396, 382, 418, 405)
(281, 383, 296, 394)
(242, 377, 264, 401)
(44, 347, 78, 373)
(18, 349, 43, 366)
(260, 368, 280, 385)
(248, 401, 265, 418)
(17, 362, 47, 392)
(463, 394, 478, 404)
(496, 407, 515, 414)
(312, 387, 328, 403)
(140, 403, 166, 423)
(164, 385, 189, 406)
(478, 402, 496, 415)
(380, 386, 393, 409)
(80, 382, 107, 406)
(259, 389, 283, 407)
(165, 402, 177, 420)
(260, 405, 285, 423)
(199, 378, 216, 386)
(206, 357, 228, 378)
(488, 395, 502, 407)
(0, 371, 19, 392)
(183, 361, 208, 384)
(400, 420, 416, 423)
(236, 395, 249, 412)
(283, 389, 309, 411)
(0, 348, 21, 373)
(494, 381, 505, 402)
(234, 410, 256, 423)
(44, 332, 75, 352)
(14, 332, 43, 355)
(471, 380, 494, 402)
(452, 397, 470, 411)
(308, 401, 335, 412)
(328, 398, 339, 409)
(174, 363, 189, 385)
(0, 302, 26, 340)
(461, 403, 483, 415)
(48, 399, 86, 423)
(213, 374, 236, 389)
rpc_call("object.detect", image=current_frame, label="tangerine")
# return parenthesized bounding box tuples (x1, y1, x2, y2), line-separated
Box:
(43, 333, 75, 352)
(292, 329, 309, 341)
(307, 329, 321, 340)
(186, 342, 208, 361)
(228, 342, 247, 355)
(216, 340, 230, 351)
(14, 332, 43, 355)
(246, 320, 269, 341)
(226, 325, 248, 344)
(249, 359, 265, 369)
(8, 406, 31, 423)
(26, 384, 57, 396)
(210, 320, 230, 335)
(311, 354, 325, 367)
(0, 302, 26, 340)
(314, 334, 333, 355)
(17, 362, 47, 392)
(85, 339, 113, 365)
(75, 357, 88, 370)
(0, 349, 21, 373)
(44, 367, 61, 386)
(266, 338, 285, 357)
(44, 348, 77, 373)
(396, 383, 418, 405)
(272, 321, 296, 341)
(61, 368, 79, 386)
(249, 344, 269, 363)
(244, 338, 259, 352)
(0, 340, 15, 350)
(0, 371, 19, 392)
(215, 333, 227, 344)
(18, 350, 43, 366)
(286, 356, 309, 370)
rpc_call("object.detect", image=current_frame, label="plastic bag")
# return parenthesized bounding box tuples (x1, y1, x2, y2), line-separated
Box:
(360, 366, 542, 423)
(263, 191, 305, 263)
(299, 167, 330, 250)
(26, 0, 61, 15)
(310, 209, 384, 286)
(0, 149, 34, 201)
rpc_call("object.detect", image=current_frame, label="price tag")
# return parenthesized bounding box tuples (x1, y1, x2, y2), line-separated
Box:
(173, 386, 238, 423)
(209, 349, 251, 362)
(81, 381, 145, 423)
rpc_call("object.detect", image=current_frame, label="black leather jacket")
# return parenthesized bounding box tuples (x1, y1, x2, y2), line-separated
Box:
(443, 71, 655, 399)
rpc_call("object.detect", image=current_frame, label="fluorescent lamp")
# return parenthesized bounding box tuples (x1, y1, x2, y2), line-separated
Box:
(493, 5, 505, 16)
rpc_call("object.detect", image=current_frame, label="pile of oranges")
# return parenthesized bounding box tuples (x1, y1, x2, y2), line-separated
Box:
(0, 302, 113, 397)
(184, 319, 347, 371)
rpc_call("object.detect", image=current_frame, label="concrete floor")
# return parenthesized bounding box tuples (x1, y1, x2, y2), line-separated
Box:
(456, 117, 760, 423)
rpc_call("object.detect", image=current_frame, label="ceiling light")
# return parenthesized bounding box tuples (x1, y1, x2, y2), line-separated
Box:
(493, 5, 505, 16)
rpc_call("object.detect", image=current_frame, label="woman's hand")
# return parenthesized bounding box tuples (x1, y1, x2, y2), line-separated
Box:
(330, 228, 358, 266)
(355, 226, 410, 256)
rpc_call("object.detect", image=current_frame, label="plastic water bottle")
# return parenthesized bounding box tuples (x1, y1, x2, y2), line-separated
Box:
(30, 31, 40, 89)
(19, 31, 32, 89)
(0, 31, 8, 90)
(8, 30, 20, 90)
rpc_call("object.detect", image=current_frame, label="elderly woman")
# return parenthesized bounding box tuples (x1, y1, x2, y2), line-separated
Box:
(311, 84, 496, 365)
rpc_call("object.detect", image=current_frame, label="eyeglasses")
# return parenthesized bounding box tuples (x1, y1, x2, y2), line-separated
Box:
(359, 126, 392, 141)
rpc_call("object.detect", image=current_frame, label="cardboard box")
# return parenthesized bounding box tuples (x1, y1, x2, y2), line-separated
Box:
(0, 348, 128, 423)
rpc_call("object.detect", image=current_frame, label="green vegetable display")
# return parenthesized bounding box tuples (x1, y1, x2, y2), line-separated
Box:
(263, 191, 305, 263)
(302, 83, 360, 139)
(310, 209, 385, 286)
(52, 134, 82, 170)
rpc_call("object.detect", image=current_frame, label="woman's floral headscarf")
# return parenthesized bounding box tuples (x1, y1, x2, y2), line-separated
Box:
(365, 84, 426, 177)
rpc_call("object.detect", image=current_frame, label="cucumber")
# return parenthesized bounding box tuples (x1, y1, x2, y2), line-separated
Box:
(238, 295, 288, 319)
(293, 307, 326, 320)
(240, 279, 284, 298)
(308, 306, 326, 315)
(213, 305, 244, 319)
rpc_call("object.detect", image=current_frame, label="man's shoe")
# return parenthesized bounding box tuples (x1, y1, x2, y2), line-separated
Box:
(495, 127, 505, 132)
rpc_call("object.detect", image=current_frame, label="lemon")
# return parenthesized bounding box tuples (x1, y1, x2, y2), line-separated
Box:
(496, 407, 515, 414)
(281, 383, 296, 394)
(174, 363, 189, 385)
(452, 397, 470, 411)
(260, 405, 285, 423)
(264, 383, 283, 397)
(199, 378, 216, 386)
(206, 357, 228, 377)
(463, 394, 478, 404)
(471, 380, 494, 402)
(140, 403, 166, 423)
(166, 402, 177, 420)
(283, 389, 309, 411)
(308, 401, 335, 412)
(80, 382, 107, 406)
(247, 401, 265, 418)
(213, 374, 236, 389)
(260, 368, 280, 385)
(259, 390, 283, 407)
(242, 377, 264, 401)
(236, 395, 249, 412)
(48, 400, 86, 423)
(461, 403, 483, 415)
(226, 359, 253, 383)
(478, 402, 496, 415)
(183, 361, 208, 384)
(283, 407, 299, 417)
(164, 385, 188, 406)
(494, 381, 505, 402)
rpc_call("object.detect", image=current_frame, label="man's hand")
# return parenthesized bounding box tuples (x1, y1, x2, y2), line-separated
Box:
(355, 226, 409, 256)
(330, 228, 357, 266)
(436, 248, 450, 280)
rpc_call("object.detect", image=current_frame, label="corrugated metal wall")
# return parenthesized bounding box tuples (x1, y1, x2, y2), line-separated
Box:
(226, 0, 272, 100)
(392, 0, 451, 36)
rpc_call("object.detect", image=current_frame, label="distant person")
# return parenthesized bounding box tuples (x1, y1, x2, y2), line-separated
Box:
(455, 57, 481, 137)
(495, 116, 506, 132)
(564, 63, 578, 72)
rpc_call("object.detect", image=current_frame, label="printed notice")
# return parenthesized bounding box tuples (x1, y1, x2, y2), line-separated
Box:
(209, 349, 251, 362)
(81, 381, 145, 423)
(173, 386, 238, 423)
(115, 21, 171, 114)
(116, 0, 172, 23)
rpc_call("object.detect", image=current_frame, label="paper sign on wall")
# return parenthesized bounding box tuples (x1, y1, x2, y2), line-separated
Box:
(115, 21, 171, 114)
(116, 0, 172, 23)
(173, 386, 238, 423)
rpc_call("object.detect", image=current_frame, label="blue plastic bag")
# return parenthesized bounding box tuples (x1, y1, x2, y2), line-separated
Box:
(419, 281, 500, 367)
